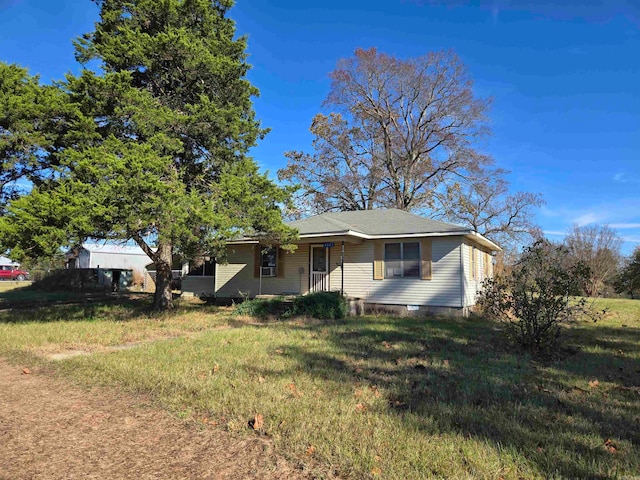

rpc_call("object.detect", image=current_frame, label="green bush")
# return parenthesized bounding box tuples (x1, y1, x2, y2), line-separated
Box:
(233, 297, 288, 319)
(477, 240, 600, 354)
(292, 291, 348, 320)
(233, 291, 348, 320)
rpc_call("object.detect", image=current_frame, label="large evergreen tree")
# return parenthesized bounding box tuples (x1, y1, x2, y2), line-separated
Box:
(0, 0, 295, 309)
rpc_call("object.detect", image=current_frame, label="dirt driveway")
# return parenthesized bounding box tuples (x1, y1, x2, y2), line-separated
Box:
(0, 360, 312, 480)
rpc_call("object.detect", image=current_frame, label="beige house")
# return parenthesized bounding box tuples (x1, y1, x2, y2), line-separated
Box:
(213, 209, 500, 316)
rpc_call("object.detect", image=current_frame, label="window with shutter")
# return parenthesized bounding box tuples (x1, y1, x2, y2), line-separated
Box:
(383, 242, 421, 278)
(254, 246, 279, 278)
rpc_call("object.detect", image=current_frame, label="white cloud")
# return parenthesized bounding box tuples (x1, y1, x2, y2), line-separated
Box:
(613, 172, 626, 182)
(610, 223, 640, 229)
(612, 172, 640, 184)
(542, 200, 640, 226)
(621, 235, 640, 244)
(573, 212, 600, 226)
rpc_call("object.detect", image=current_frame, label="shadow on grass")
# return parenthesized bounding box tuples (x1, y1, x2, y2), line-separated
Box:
(0, 290, 214, 324)
(269, 315, 638, 479)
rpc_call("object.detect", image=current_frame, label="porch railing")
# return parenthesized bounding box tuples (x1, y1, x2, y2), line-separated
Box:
(311, 272, 328, 292)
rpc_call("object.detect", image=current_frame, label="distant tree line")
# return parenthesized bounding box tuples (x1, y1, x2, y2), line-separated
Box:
(504, 223, 638, 299)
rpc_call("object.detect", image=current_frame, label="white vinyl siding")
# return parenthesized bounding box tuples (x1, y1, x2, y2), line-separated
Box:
(215, 237, 493, 308)
(328, 237, 463, 308)
(215, 244, 309, 297)
(462, 242, 493, 307)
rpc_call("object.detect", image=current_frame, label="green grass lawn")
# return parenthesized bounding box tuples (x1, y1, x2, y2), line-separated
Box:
(0, 280, 32, 293)
(0, 295, 638, 479)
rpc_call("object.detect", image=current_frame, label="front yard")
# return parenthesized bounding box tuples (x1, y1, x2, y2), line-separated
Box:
(0, 291, 638, 479)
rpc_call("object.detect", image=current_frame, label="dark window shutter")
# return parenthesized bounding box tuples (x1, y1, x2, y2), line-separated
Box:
(373, 242, 384, 280)
(277, 248, 285, 277)
(421, 239, 432, 280)
(253, 245, 261, 278)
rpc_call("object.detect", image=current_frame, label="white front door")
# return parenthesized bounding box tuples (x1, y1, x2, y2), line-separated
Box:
(310, 246, 329, 292)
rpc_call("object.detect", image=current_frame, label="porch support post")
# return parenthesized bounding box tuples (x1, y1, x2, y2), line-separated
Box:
(341, 241, 345, 296)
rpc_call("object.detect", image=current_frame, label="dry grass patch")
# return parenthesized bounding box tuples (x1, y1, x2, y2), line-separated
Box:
(2, 296, 638, 479)
(0, 295, 234, 361)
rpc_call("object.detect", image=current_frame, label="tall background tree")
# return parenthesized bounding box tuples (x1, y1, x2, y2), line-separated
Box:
(0, 0, 294, 309)
(279, 48, 542, 252)
(564, 224, 623, 297)
(615, 246, 640, 298)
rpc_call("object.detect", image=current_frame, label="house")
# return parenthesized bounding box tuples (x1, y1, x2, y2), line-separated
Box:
(65, 243, 153, 291)
(0, 256, 20, 268)
(213, 209, 500, 316)
(144, 254, 192, 295)
(180, 257, 216, 296)
(66, 243, 152, 271)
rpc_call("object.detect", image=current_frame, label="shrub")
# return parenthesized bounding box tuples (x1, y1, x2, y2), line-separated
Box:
(233, 297, 288, 319)
(27, 269, 108, 292)
(233, 292, 348, 320)
(477, 240, 600, 354)
(292, 291, 348, 320)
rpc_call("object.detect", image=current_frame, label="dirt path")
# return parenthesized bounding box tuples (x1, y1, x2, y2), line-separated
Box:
(0, 360, 312, 480)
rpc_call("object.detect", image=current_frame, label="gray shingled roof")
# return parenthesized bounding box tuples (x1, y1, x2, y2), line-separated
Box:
(288, 209, 469, 236)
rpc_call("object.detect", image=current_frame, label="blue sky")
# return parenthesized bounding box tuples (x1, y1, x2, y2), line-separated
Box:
(1, 0, 638, 253)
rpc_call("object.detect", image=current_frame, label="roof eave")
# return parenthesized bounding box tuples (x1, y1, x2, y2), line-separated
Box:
(464, 231, 502, 252)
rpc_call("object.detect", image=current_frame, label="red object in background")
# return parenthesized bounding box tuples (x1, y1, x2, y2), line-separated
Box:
(0, 265, 29, 281)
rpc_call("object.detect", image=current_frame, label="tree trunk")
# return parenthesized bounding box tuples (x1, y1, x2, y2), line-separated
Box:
(153, 242, 174, 310)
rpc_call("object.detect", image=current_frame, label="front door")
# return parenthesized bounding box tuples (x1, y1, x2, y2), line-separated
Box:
(310, 246, 329, 292)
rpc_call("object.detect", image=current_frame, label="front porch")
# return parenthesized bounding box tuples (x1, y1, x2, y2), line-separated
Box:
(216, 238, 361, 300)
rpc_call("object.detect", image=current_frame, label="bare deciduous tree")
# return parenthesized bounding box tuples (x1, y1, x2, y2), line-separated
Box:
(280, 48, 492, 215)
(564, 224, 623, 297)
(436, 169, 544, 258)
(280, 48, 543, 250)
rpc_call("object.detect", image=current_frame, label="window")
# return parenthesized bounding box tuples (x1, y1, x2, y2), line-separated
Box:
(260, 247, 277, 277)
(188, 258, 215, 276)
(385, 242, 420, 278)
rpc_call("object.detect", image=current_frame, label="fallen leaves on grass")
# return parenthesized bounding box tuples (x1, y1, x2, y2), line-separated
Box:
(305, 445, 316, 456)
(371, 467, 382, 475)
(604, 439, 617, 454)
(201, 417, 218, 426)
(249, 413, 264, 431)
(287, 383, 303, 397)
(589, 379, 600, 388)
(355, 403, 367, 413)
